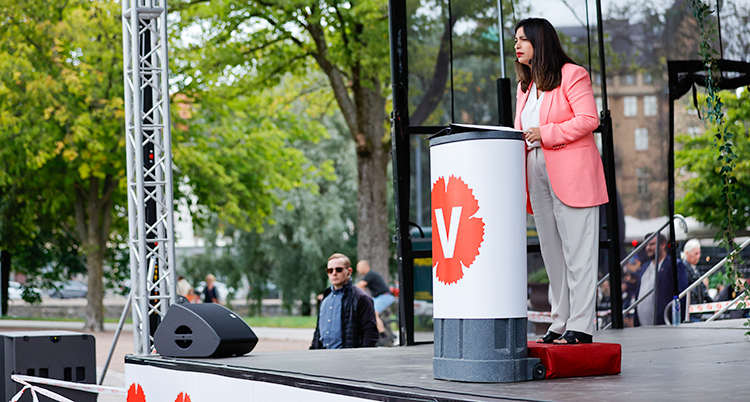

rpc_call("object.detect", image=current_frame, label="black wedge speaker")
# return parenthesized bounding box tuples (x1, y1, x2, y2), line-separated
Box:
(154, 302, 258, 358)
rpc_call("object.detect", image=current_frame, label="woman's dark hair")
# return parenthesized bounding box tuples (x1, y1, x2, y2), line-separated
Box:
(514, 18, 576, 93)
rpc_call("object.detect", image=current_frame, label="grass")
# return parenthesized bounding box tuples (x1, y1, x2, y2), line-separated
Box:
(0, 316, 131, 324)
(243, 316, 317, 328)
(1, 315, 317, 328)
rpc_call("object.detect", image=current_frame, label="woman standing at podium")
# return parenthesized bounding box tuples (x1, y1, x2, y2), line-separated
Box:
(513, 18, 608, 344)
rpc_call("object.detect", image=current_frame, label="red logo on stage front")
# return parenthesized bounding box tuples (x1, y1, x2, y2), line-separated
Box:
(431, 175, 484, 284)
(127, 383, 146, 402)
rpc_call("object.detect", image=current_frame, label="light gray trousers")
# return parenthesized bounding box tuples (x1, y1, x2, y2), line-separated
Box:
(527, 148, 599, 336)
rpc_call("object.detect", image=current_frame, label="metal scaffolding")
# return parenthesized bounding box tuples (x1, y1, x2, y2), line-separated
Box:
(122, 0, 176, 355)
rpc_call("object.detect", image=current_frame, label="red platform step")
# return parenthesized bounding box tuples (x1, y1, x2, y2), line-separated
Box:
(527, 342, 621, 379)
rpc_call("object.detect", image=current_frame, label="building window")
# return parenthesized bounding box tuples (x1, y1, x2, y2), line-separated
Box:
(623, 74, 636, 86)
(593, 73, 602, 86)
(635, 128, 648, 151)
(595, 97, 602, 113)
(642, 73, 653, 84)
(637, 168, 649, 196)
(624, 96, 638, 117)
(643, 96, 657, 116)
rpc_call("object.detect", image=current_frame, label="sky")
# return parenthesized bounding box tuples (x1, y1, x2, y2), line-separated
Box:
(530, 0, 665, 28)
(533, 0, 749, 29)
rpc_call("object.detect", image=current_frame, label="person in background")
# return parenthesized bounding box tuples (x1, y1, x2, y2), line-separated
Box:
(622, 257, 642, 327)
(356, 260, 395, 345)
(311, 253, 378, 349)
(176, 275, 192, 297)
(634, 234, 687, 326)
(515, 18, 607, 344)
(679, 239, 711, 305)
(204, 274, 221, 304)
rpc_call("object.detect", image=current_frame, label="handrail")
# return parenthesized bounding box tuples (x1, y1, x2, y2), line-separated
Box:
(706, 290, 749, 322)
(664, 237, 750, 324)
(602, 287, 654, 330)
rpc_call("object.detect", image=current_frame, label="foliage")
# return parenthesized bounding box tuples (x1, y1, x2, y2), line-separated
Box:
(251, 112, 358, 315)
(179, 102, 358, 316)
(405, 0, 531, 126)
(0, 0, 127, 328)
(528, 268, 550, 284)
(686, 0, 748, 333)
(676, 90, 750, 231)
(0, 0, 324, 328)
(171, 78, 327, 232)
(170, 0, 394, 283)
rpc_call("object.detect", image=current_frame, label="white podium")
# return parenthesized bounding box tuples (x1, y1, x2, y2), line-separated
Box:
(429, 128, 543, 382)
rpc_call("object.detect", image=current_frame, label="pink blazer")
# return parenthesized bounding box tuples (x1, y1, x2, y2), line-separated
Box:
(515, 63, 608, 214)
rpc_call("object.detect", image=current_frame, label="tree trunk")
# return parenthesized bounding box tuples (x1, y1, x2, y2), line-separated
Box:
(84, 246, 105, 332)
(76, 176, 115, 332)
(356, 145, 391, 283)
(354, 84, 391, 283)
(307, 18, 392, 284)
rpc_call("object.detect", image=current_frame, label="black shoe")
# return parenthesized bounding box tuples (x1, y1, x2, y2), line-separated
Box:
(553, 330, 592, 344)
(376, 332, 391, 347)
(536, 331, 562, 344)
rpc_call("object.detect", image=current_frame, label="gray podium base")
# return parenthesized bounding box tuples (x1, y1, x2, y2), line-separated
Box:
(434, 318, 542, 383)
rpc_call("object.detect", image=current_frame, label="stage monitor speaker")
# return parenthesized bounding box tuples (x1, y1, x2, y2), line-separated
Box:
(0, 331, 96, 402)
(154, 302, 258, 358)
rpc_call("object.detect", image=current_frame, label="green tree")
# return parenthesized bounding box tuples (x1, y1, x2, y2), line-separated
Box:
(0, 0, 324, 330)
(172, 0, 538, 282)
(676, 89, 750, 233)
(251, 112, 358, 315)
(179, 85, 358, 316)
(171, 73, 326, 231)
(0, 0, 127, 330)
(172, 0, 393, 280)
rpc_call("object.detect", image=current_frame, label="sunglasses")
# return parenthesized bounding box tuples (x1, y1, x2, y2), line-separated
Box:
(326, 267, 347, 274)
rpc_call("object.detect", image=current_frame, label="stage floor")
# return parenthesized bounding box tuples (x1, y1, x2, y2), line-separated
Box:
(125, 319, 750, 401)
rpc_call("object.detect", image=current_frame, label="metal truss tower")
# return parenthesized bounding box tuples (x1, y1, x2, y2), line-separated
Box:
(122, 0, 177, 354)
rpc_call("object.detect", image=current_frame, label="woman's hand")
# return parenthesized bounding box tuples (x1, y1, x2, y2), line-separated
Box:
(525, 127, 542, 144)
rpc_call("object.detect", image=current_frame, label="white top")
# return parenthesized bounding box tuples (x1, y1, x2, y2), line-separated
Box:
(636, 258, 663, 326)
(520, 82, 545, 149)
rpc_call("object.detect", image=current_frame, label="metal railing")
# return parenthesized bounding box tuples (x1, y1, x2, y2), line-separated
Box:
(663, 236, 750, 324)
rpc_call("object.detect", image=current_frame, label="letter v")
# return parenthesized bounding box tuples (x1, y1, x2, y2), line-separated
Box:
(434, 206, 462, 259)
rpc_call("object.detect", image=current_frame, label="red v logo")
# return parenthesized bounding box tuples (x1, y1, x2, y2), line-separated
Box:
(431, 176, 484, 285)
(434, 206, 462, 258)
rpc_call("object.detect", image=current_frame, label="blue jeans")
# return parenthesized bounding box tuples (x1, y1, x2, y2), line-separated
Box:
(373, 293, 395, 313)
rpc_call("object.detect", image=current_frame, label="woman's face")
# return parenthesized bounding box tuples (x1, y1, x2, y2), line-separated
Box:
(514, 26, 534, 67)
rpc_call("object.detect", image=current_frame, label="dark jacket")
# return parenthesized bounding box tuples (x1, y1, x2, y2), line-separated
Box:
(310, 279, 378, 349)
(679, 260, 712, 304)
(634, 257, 688, 326)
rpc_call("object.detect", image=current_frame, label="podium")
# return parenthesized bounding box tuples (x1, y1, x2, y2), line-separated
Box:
(430, 128, 542, 382)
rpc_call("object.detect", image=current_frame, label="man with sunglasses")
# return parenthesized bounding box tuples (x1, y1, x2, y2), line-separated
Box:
(311, 253, 378, 349)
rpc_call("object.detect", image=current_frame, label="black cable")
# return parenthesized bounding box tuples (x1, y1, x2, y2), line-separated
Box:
(448, 0, 455, 122)
(716, 0, 723, 59)
(585, 0, 592, 73)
